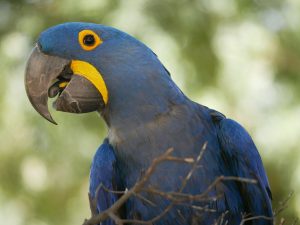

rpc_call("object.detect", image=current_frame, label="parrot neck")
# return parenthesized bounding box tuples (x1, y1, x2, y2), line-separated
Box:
(101, 78, 193, 151)
(102, 78, 189, 130)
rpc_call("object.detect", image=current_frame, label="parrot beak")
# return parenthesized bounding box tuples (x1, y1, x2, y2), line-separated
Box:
(25, 45, 105, 124)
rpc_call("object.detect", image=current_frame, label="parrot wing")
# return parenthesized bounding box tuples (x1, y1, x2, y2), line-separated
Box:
(89, 139, 123, 225)
(211, 110, 273, 224)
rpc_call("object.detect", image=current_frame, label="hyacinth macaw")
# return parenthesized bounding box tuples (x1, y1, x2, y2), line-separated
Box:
(24, 22, 273, 225)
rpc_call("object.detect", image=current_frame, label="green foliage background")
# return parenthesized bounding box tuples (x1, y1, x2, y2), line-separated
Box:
(0, 0, 300, 224)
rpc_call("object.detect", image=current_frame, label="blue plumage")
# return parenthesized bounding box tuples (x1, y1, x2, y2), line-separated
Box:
(214, 112, 272, 224)
(37, 22, 273, 224)
(89, 139, 122, 225)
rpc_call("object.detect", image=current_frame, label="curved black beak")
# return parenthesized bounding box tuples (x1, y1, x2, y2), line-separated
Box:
(25, 46, 69, 124)
(25, 46, 105, 124)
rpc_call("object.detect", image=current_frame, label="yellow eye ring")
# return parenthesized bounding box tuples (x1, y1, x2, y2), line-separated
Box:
(78, 30, 102, 51)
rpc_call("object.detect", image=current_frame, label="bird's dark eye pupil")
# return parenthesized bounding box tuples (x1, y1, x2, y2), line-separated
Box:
(83, 35, 95, 46)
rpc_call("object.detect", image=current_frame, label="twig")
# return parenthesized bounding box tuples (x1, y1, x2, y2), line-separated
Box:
(239, 215, 273, 225)
(83, 148, 176, 225)
(274, 191, 294, 216)
(83, 142, 278, 225)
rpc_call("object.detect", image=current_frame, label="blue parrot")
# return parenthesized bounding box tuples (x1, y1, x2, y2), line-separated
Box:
(24, 22, 273, 225)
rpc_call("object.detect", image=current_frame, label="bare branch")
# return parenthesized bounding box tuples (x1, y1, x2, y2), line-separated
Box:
(239, 215, 273, 225)
(83, 143, 288, 225)
(274, 191, 294, 216)
(83, 148, 176, 225)
(133, 193, 157, 207)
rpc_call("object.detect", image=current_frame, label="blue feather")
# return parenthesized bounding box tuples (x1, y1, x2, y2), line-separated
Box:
(89, 139, 122, 225)
(215, 116, 273, 223)
(38, 22, 273, 225)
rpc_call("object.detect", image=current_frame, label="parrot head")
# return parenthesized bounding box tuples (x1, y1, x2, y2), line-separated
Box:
(25, 22, 170, 124)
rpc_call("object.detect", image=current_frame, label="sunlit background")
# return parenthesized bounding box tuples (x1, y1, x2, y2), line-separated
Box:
(1, 0, 300, 224)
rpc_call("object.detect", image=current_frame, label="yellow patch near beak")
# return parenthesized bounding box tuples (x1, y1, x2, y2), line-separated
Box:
(70, 60, 108, 104)
(58, 81, 69, 88)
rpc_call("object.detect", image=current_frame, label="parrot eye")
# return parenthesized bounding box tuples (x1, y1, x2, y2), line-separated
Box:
(83, 35, 95, 46)
(78, 29, 102, 51)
